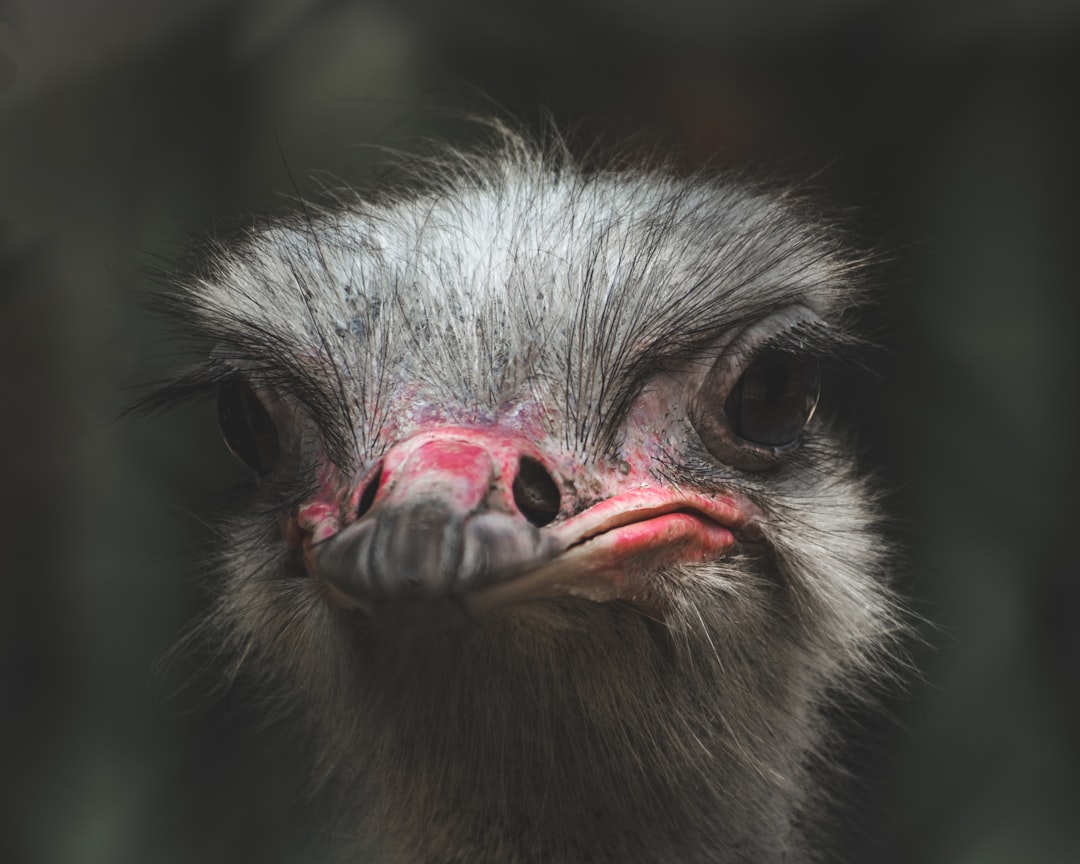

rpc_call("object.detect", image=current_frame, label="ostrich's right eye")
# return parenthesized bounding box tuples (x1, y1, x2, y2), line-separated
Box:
(217, 376, 279, 474)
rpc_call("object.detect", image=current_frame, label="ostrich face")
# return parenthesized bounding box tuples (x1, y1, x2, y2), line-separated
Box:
(152, 142, 897, 863)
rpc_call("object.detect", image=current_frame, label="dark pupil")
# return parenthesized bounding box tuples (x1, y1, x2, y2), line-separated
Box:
(724, 350, 819, 447)
(217, 377, 279, 473)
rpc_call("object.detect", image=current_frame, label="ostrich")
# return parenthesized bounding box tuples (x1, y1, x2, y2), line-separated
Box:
(147, 132, 900, 863)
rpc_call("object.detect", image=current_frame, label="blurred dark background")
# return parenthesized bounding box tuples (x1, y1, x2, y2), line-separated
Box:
(2, 1, 1078, 862)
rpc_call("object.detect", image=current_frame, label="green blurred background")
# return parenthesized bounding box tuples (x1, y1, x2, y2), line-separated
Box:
(1, 1, 1077, 862)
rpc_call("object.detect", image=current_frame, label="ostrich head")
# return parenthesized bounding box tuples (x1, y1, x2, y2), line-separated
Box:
(149, 133, 899, 863)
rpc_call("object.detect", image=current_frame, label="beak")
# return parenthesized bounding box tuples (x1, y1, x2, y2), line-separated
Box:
(312, 427, 745, 621)
(317, 428, 562, 611)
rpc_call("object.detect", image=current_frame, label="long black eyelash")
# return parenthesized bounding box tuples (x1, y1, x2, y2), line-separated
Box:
(129, 356, 358, 475)
(758, 317, 862, 360)
(130, 277, 361, 472)
(126, 356, 359, 483)
(130, 366, 320, 520)
(125, 360, 232, 417)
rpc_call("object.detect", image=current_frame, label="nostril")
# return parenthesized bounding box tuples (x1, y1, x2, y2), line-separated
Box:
(512, 457, 560, 527)
(355, 465, 383, 519)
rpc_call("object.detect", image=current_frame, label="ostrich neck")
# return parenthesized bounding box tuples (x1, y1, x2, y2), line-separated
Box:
(318, 607, 817, 864)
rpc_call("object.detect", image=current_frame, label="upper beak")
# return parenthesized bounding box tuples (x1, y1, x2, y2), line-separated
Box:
(311, 427, 744, 621)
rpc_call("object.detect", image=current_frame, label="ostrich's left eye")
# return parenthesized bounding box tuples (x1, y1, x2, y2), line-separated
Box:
(217, 376, 280, 474)
(724, 349, 819, 448)
(692, 307, 826, 470)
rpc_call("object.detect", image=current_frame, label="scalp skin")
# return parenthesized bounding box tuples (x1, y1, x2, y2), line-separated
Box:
(157, 132, 901, 863)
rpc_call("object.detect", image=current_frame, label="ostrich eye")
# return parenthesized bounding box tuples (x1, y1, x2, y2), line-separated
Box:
(217, 376, 279, 474)
(693, 320, 824, 471)
(724, 350, 820, 447)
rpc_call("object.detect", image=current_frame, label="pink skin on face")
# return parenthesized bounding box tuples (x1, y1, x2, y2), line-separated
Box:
(290, 393, 755, 615)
